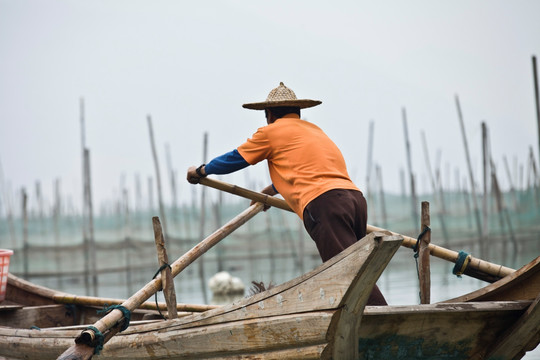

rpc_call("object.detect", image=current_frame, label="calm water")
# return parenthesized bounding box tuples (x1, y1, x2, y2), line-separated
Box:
(2, 191, 540, 358)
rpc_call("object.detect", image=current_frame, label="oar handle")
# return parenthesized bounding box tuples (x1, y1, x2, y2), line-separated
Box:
(199, 177, 293, 212)
(199, 177, 515, 279)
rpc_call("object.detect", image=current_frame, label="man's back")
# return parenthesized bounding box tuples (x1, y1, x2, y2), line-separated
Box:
(238, 113, 358, 218)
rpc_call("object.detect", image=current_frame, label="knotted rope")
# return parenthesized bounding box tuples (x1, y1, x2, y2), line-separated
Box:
(152, 263, 172, 320)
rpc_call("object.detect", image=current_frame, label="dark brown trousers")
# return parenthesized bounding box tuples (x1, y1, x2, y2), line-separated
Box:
(303, 189, 387, 305)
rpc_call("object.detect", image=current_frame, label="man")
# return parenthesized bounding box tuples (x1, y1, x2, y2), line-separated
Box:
(187, 82, 387, 305)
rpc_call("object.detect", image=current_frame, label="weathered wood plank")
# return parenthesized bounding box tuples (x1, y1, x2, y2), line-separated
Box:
(0, 311, 333, 359)
(328, 234, 403, 359)
(358, 301, 529, 359)
(0, 304, 78, 329)
(155, 233, 393, 331)
(485, 293, 540, 359)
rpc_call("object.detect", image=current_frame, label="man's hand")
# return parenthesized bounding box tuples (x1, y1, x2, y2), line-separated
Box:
(186, 165, 206, 184)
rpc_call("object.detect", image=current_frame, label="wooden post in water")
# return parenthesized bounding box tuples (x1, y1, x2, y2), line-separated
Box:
(402, 108, 419, 231)
(22, 188, 29, 280)
(198, 132, 209, 304)
(152, 216, 178, 319)
(419, 201, 431, 304)
(455, 95, 483, 244)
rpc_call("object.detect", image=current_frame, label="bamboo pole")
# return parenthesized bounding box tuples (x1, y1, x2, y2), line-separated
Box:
(375, 164, 387, 229)
(199, 177, 515, 281)
(462, 178, 473, 228)
(147, 115, 168, 236)
(420, 131, 449, 245)
(402, 108, 419, 230)
(533, 55, 540, 172)
(490, 158, 517, 265)
(481, 122, 489, 258)
(84, 149, 98, 297)
(455, 95, 483, 241)
(153, 216, 178, 319)
(80, 97, 91, 296)
(529, 146, 540, 206)
(58, 203, 265, 360)
(35, 181, 45, 236)
(147, 176, 154, 212)
(419, 201, 431, 304)
(421, 131, 447, 213)
(503, 156, 519, 210)
(400, 168, 406, 198)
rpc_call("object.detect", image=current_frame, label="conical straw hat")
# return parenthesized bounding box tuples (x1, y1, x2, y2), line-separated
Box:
(242, 82, 322, 110)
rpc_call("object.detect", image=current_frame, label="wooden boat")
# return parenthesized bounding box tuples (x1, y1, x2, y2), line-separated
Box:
(1, 232, 539, 359)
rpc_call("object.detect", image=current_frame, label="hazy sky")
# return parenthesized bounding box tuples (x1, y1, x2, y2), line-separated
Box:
(1, 1, 539, 214)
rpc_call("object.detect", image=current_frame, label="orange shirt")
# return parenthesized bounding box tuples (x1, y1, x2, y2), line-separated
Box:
(237, 114, 359, 219)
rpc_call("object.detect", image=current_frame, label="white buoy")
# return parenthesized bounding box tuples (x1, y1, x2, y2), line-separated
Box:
(208, 271, 245, 305)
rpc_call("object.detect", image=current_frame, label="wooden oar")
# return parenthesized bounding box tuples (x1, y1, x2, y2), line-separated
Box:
(199, 177, 515, 281)
(52, 293, 219, 313)
(58, 202, 264, 360)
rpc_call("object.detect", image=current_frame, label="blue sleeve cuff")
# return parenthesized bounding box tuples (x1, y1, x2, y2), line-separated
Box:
(205, 149, 250, 175)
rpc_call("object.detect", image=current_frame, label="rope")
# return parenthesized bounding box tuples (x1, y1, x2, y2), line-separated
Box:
(152, 263, 172, 320)
(97, 304, 131, 332)
(84, 326, 104, 355)
(452, 251, 471, 278)
(412, 226, 431, 253)
(412, 226, 431, 302)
